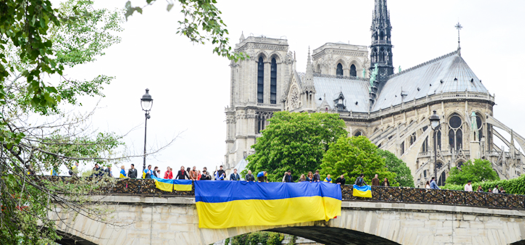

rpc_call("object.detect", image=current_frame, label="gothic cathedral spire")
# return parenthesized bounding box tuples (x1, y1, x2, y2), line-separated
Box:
(370, 0, 394, 95)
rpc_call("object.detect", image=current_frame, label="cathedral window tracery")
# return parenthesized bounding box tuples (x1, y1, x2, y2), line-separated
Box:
(257, 57, 264, 103)
(270, 58, 277, 104)
(448, 114, 463, 150)
(336, 63, 343, 76)
(350, 64, 357, 77)
(475, 113, 483, 141)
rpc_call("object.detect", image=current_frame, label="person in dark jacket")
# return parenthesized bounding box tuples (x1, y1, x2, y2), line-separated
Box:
(230, 168, 241, 181)
(283, 170, 293, 183)
(93, 164, 102, 177)
(128, 164, 138, 179)
(200, 170, 210, 180)
(104, 166, 113, 177)
(245, 170, 255, 182)
(355, 174, 367, 186)
(381, 178, 390, 187)
(176, 166, 190, 180)
(313, 170, 321, 182)
(216, 165, 225, 180)
(306, 171, 313, 182)
(153, 166, 159, 178)
(335, 174, 346, 185)
(372, 174, 380, 186)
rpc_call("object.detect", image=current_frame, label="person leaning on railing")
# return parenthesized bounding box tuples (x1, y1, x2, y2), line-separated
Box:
(245, 170, 255, 182)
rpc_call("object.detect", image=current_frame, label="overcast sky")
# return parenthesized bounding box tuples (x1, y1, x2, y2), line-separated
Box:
(64, 0, 525, 176)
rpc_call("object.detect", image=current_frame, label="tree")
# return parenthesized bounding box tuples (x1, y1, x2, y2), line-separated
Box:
(445, 159, 500, 186)
(320, 136, 397, 186)
(246, 112, 347, 182)
(377, 149, 414, 187)
(124, 0, 247, 62)
(0, 1, 128, 243)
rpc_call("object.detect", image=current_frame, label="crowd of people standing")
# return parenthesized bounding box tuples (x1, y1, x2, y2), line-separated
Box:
(79, 164, 508, 194)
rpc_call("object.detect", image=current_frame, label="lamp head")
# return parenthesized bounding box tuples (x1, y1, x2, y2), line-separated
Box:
(140, 88, 153, 111)
(429, 110, 441, 130)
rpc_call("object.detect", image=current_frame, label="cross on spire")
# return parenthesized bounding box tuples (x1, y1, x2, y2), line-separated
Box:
(455, 22, 463, 55)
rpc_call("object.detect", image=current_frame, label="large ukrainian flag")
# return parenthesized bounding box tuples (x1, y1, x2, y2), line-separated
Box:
(152, 177, 192, 192)
(195, 181, 342, 229)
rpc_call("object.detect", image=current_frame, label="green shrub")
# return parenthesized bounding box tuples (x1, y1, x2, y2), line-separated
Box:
(442, 174, 525, 194)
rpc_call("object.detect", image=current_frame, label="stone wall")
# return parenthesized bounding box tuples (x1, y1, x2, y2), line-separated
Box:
(52, 195, 525, 245)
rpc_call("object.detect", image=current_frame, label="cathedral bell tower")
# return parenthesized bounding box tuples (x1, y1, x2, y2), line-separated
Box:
(369, 0, 394, 97)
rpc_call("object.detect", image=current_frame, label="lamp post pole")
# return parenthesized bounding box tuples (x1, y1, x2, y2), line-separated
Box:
(140, 89, 153, 177)
(433, 129, 437, 181)
(429, 110, 441, 184)
(143, 111, 149, 174)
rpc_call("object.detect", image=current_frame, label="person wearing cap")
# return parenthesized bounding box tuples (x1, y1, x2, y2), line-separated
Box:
(464, 180, 473, 192)
(257, 171, 268, 183)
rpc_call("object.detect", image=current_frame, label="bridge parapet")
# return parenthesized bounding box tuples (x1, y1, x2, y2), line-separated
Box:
(47, 177, 525, 210)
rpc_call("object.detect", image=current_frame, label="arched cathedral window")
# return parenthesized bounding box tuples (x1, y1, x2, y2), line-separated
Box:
(257, 57, 264, 103)
(350, 64, 357, 77)
(410, 132, 416, 146)
(475, 113, 483, 141)
(336, 63, 343, 76)
(448, 114, 463, 150)
(438, 171, 446, 186)
(421, 136, 428, 153)
(354, 131, 362, 137)
(270, 58, 277, 104)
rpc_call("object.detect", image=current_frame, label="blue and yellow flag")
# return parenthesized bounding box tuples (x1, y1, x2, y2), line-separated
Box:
(119, 169, 126, 178)
(353, 184, 372, 198)
(195, 181, 342, 229)
(152, 177, 192, 192)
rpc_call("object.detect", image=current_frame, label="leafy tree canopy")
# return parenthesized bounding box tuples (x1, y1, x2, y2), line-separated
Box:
(320, 136, 398, 186)
(445, 159, 500, 186)
(377, 149, 414, 187)
(1, 0, 126, 243)
(246, 112, 347, 182)
(124, 0, 247, 61)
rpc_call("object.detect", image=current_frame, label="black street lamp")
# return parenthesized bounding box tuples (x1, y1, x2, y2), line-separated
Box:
(140, 89, 153, 176)
(429, 110, 441, 182)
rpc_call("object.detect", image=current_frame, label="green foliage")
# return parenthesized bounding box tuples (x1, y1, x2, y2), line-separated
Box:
(246, 112, 347, 182)
(0, 0, 124, 243)
(443, 174, 525, 194)
(124, 0, 247, 62)
(320, 136, 398, 186)
(224, 237, 230, 245)
(230, 232, 283, 245)
(445, 159, 499, 186)
(377, 149, 414, 187)
(289, 235, 297, 245)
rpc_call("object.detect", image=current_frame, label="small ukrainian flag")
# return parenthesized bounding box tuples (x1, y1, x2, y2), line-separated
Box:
(353, 184, 372, 198)
(152, 176, 192, 192)
(119, 169, 126, 178)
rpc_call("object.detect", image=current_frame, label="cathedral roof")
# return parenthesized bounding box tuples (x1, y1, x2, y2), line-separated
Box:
(372, 51, 489, 111)
(299, 73, 371, 112)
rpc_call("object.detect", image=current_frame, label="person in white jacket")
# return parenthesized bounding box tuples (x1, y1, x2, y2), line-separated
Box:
(464, 180, 473, 192)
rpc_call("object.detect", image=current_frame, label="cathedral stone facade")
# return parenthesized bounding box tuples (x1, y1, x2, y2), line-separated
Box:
(224, 0, 524, 186)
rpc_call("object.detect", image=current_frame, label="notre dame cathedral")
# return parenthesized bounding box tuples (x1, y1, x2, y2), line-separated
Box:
(224, 0, 524, 186)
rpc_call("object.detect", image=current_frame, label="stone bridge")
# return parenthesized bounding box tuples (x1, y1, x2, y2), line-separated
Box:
(50, 179, 525, 245)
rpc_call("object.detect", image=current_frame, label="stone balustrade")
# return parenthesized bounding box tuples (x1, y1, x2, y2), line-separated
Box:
(46, 177, 525, 211)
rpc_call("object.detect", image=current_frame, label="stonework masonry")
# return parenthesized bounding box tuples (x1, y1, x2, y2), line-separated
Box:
(52, 196, 525, 245)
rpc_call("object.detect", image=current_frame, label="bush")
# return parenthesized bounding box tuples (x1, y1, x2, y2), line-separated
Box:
(445, 159, 499, 185)
(442, 174, 525, 194)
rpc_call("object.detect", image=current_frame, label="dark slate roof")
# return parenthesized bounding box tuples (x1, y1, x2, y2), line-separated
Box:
(298, 73, 371, 112)
(372, 51, 489, 111)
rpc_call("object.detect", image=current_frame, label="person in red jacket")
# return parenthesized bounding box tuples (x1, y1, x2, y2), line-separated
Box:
(164, 166, 173, 179)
